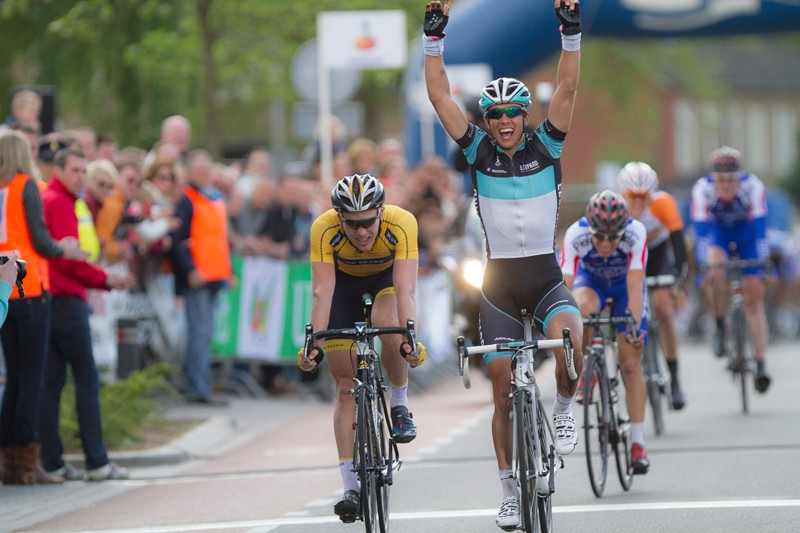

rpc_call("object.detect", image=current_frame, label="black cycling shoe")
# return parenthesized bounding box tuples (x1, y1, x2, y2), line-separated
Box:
(391, 405, 417, 443)
(755, 369, 771, 394)
(334, 490, 360, 523)
(713, 327, 726, 358)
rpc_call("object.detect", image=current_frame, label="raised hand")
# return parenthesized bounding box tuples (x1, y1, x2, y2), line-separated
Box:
(555, 0, 581, 35)
(424, 0, 450, 38)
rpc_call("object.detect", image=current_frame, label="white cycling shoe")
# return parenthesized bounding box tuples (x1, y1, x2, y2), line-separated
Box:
(495, 496, 520, 530)
(553, 411, 578, 455)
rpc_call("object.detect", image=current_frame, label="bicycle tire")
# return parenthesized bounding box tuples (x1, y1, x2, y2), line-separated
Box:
(732, 306, 750, 414)
(515, 389, 539, 533)
(612, 403, 634, 491)
(536, 401, 553, 533)
(356, 388, 381, 533)
(582, 351, 609, 498)
(375, 387, 392, 533)
(643, 328, 666, 436)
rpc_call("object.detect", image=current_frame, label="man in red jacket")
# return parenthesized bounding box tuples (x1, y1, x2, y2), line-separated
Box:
(39, 147, 135, 481)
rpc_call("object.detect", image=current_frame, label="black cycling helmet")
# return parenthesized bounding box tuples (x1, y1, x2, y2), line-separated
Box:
(709, 146, 742, 173)
(331, 174, 385, 212)
(586, 190, 629, 235)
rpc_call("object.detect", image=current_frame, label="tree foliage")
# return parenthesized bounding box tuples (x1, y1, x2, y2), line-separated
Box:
(1, 0, 737, 160)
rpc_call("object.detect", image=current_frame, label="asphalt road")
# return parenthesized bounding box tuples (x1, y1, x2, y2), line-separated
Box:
(3, 339, 799, 533)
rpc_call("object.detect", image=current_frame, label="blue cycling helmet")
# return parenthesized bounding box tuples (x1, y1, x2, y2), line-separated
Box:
(479, 77, 531, 113)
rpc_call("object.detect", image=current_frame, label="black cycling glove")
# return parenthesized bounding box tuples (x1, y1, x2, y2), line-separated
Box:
(555, 1, 582, 35)
(424, 3, 449, 38)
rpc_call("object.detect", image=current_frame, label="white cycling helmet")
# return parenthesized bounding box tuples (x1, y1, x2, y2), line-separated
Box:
(479, 77, 531, 113)
(331, 174, 385, 212)
(618, 161, 659, 196)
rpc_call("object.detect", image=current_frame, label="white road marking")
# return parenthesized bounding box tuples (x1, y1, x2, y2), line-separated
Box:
(26, 499, 800, 533)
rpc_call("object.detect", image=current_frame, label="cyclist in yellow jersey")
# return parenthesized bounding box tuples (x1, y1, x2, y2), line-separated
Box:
(299, 174, 426, 523)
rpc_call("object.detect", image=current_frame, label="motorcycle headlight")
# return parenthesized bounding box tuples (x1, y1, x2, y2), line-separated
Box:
(462, 258, 485, 290)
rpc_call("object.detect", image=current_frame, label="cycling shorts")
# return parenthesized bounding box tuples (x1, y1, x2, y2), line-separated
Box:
(646, 240, 675, 279)
(325, 267, 395, 352)
(479, 254, 580, 364)
(573, 276, 649, 335)
(707, 225, 766, 276)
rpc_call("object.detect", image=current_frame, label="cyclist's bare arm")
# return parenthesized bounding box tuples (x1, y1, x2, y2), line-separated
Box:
(547, 0, 581, 133)
(310, 261, 336, 334)
(563, 273, 575, 291)
(393, 258, 425, 366)
(625, 268, 645, 347)
(393, 258, 418, 329)
(423, 0, 469, 141)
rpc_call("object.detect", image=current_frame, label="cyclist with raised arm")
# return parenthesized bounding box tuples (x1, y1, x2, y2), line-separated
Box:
(561, 190, 651, 474)
(298, 174, 426, 522)
(424, 1, 584, 527)
(691, 146, 771, 393)
(618, 162, 688, 410)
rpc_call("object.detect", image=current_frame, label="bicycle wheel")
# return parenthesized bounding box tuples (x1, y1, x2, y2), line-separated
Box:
(611, 400, 634, 491)
(356, 388, 382, 533)
(374, 390, 392, 532)
(582, 352, 609, 498)
(515, 389, 540, 533)
(732, 306, 750, 414)
(643, 328, 666, 436)
(535, 402, 553, 533)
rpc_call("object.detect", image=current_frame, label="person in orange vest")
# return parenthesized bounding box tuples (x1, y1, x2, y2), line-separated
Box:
(0, 130, 88, 486)
(39, 147, 136, 481)
(168, 149, 232, 405)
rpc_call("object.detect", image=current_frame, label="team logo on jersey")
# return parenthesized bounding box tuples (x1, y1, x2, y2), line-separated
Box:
(330, 231, 344, 247)
(495, 155, 502, 167)
(384, 228, 398, 245)
(519, 160, 540, 173)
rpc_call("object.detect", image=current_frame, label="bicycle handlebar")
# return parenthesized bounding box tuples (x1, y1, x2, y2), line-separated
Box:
(583, 309, 640, 342)
(456, 328, 576, 387)
(646, 274, 676, 288)
(302, 320, 416, 364)
(698, 258, 771, 273)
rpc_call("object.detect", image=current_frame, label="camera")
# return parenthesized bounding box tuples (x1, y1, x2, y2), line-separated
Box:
(0, 256, 27, 297)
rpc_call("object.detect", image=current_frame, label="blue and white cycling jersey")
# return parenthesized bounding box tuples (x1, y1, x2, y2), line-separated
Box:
(560, 217, 648, 287)
(457, 120, 565, 259)
(690, 172, 768, 266)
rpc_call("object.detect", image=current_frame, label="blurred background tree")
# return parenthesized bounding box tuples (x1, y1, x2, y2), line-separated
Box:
(2, 0, 798, 181)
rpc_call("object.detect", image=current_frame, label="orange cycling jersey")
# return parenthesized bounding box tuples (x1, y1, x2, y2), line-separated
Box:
(309, 205, 419, 277)
(639, 190, 684, 248)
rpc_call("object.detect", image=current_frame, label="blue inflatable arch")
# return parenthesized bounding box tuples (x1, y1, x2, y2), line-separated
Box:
(404, 0, 800, 164)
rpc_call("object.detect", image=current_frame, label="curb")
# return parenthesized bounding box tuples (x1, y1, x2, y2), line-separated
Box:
(64, 414, 236, 469)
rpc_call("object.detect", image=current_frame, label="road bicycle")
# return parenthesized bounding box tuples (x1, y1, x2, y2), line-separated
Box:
(580, 304, 638, 497)
(303, 294, 416, 533)
(456, 310, 576, 533)
(700, 243, 770, 414)
(643, 274, 675, 436)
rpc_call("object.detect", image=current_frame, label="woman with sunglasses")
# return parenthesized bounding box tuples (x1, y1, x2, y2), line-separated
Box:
(299, 173, 426, 523)
(424, 0, 584, 527)
(561, 189, 651, 475)
(691, 146, 771, 393)
(618, 161, 688, 410)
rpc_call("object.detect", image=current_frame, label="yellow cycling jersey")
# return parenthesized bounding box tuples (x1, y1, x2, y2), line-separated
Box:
(309, 205, 419, 277)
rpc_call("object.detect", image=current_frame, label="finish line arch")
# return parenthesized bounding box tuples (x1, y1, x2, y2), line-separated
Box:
(404, 0, 800, 165)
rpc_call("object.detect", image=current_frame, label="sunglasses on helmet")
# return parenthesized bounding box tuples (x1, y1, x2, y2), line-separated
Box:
(590, 228, 624, 242)
(340, 213, 381, 230)
(485, 106, 525, 120)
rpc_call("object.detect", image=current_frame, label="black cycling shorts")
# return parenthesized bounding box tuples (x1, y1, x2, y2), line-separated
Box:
(479, 253, 579, 362)
(646, 241, 675, 278)
(329, 266, 394, 330)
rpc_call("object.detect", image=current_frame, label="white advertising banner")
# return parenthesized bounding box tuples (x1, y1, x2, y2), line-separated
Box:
(236, 256, 287, 360)
(318, 10, 407, 70)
